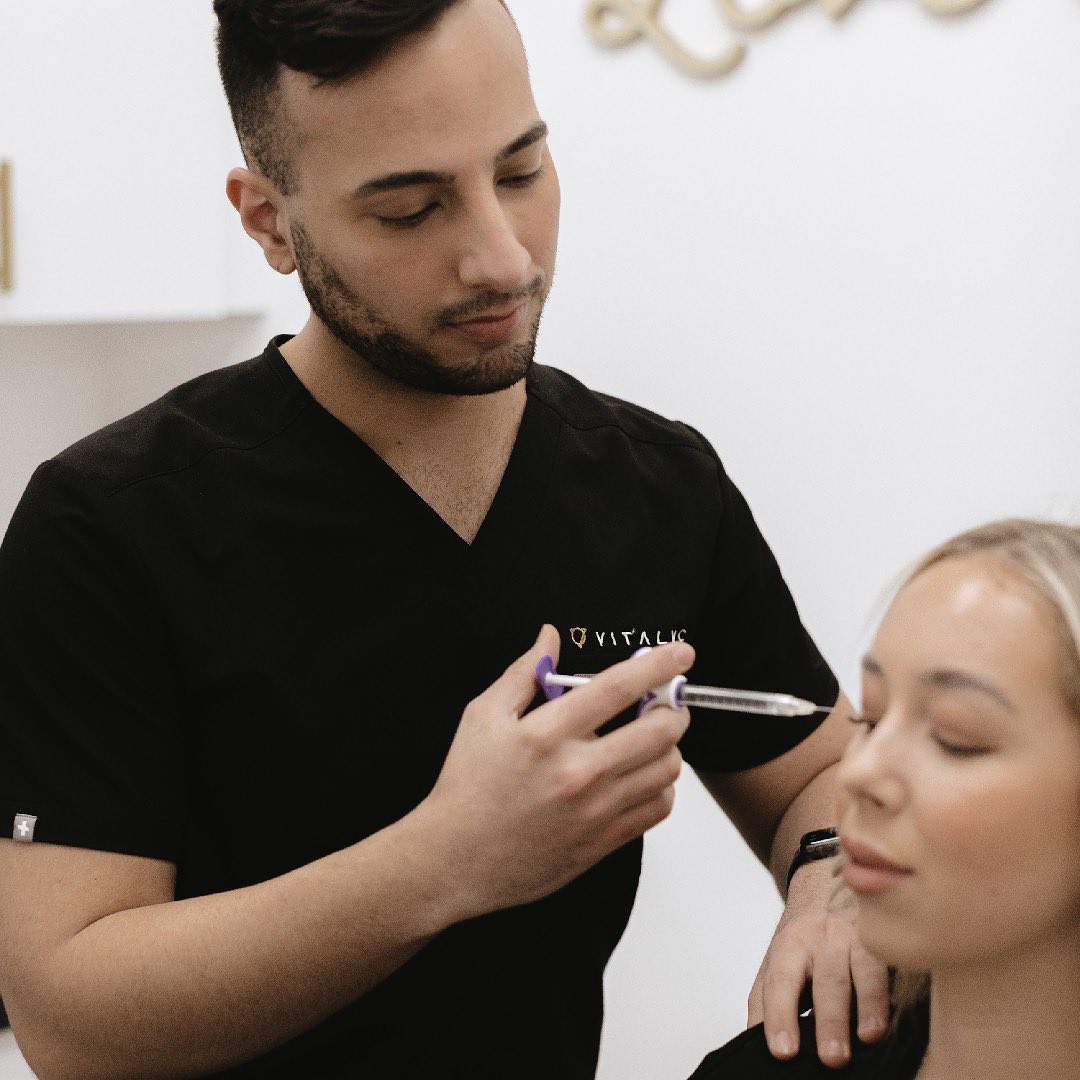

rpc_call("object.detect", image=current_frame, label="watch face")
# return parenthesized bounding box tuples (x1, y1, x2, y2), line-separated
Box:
(805, 829, 840, 859)
(787, 829, 840, 890)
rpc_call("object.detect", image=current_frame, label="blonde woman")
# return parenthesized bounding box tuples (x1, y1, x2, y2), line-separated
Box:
(691, 519, 1080, 1078)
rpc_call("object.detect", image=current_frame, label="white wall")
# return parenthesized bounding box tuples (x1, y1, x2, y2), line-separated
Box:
(1, 2, 1078, 1077)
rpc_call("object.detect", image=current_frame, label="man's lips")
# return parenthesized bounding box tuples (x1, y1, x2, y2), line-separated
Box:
(453, 306, 520, 321)
(841, 836, 914, 895)
(445, 304, 525, 343)
(450, 305, 522, 325)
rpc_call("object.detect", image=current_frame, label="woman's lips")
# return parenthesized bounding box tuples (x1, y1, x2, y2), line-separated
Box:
(841, 837, 914, 896)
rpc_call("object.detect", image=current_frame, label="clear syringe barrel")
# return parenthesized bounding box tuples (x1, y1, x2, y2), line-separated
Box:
(677, 684, 820, 717)
(538, 668, 824, 718)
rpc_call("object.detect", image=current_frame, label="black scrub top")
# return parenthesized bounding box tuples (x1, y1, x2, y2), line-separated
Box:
(689, 1004, 929, 1079)
(0, 337, 838, 1077)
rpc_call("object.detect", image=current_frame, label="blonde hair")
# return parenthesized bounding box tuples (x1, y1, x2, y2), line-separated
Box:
(907, 519, 1080, 718)
(867, 519, 1080, 1019)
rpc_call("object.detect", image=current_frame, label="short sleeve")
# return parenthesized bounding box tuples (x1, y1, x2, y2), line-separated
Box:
(0, 460, 187, 860)
(679, 454, 839, 773)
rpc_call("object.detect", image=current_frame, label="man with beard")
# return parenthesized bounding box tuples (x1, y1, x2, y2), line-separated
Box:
(0, 2, 885, 1077)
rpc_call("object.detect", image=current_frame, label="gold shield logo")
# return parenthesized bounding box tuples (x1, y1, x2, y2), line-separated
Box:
(570, 627, 588, 650)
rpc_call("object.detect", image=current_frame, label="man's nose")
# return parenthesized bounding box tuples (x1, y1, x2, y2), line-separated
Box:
(457, 196, 532, 293)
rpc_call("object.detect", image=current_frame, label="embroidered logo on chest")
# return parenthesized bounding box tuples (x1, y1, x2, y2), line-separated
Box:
(565, 627, 688, 650)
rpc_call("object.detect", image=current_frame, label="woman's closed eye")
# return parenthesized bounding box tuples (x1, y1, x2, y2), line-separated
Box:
(932, 737, 989, 758)
(929, 726, 994, 759)
(848, 713, 879, 734)
(850, 711, 993, 759)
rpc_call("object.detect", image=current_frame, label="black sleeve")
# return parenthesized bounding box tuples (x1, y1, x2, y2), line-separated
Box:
(688, 1021, 825, 1078)
(678, 452, 839, 773)
(688, 1012, 922, 1078)
(688, 1017, 852, 1078)
(0, 460, 187, 860)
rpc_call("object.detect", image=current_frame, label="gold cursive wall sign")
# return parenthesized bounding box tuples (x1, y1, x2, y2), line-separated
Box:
(584, 0, 992, 79)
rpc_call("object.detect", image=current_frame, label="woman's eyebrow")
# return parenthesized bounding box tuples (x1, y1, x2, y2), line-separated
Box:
(861, 654, 884, 678)
(861, 655, 1015, 714)
(920, 669, 1016, 713)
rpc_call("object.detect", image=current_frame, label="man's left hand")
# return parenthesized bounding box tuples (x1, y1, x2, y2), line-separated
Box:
(747, 859, 890, 1068)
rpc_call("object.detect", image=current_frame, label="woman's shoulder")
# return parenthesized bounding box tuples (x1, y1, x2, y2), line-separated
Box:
(687, 1008, 927, 1080)
(686, 1019, 828, 1079)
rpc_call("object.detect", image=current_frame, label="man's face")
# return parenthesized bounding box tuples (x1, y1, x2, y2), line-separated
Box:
(277, 0, 560, 395)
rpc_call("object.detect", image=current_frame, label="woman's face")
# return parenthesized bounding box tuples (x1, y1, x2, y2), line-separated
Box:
(837, 553, 1080, 972)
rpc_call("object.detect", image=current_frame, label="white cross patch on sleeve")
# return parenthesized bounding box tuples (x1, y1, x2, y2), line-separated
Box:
(13, 813, 37, 842)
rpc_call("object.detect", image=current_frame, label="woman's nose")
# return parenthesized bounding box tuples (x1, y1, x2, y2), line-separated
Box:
(837, 718, 907, 812)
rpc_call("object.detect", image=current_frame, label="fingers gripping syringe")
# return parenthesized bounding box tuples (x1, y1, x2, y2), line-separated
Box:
(535, 652, 830, 718)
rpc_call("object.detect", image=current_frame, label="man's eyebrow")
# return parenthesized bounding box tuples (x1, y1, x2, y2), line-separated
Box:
(352, 169, 454, 199)
(496, 120, 548, 162)
(351, 121, 549, 200)
(921, 669, 1015, 713)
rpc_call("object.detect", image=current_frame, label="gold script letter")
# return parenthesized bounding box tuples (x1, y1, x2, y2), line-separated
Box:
(584, 0, 746, 77)
(714, 0, 812, 31)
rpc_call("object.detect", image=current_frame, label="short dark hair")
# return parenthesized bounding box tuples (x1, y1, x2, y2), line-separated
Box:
(214, 0, 469, 193)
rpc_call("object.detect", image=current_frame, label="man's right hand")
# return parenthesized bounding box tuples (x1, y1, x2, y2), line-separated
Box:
(420, 624, 695, 919)
(0, 626, 693, 1078)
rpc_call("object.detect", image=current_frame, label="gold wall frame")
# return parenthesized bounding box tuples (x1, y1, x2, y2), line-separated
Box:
(584, 0, 993, 80)
(0, 161, 13, 294)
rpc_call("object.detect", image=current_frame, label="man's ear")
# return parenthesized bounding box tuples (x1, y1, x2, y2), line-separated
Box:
(226, 167, 296, 275)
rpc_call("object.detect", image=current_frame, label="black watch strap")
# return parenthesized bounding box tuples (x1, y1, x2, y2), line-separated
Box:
(786, 827, 840, 890)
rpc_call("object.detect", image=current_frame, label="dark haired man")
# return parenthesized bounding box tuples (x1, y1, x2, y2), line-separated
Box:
(0, 1, 886, 1077)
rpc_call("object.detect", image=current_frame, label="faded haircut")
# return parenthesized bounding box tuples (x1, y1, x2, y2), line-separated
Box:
(214, 0, 508, 194)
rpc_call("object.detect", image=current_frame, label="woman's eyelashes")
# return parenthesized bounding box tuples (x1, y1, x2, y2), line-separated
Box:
(376, 167, 546, 228)
(849, 711, 990, 759)
(848, 712, 879, 733)
(929, 732, 992, 759)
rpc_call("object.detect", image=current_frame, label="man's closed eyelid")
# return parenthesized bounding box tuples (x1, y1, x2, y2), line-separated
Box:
(376, 204, 439, 227)
(498, 165, 544, 187)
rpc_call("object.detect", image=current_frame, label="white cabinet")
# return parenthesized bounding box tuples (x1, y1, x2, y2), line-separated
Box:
(0, 2, 258, 324)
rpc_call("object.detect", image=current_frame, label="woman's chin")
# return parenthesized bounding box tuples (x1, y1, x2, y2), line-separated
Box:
(855, 910, 936, 973)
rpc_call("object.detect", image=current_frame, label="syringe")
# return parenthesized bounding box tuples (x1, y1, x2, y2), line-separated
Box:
(536, 659, 829, 718)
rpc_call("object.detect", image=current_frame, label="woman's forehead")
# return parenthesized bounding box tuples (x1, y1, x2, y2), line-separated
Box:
(870, 554, 1062, 695)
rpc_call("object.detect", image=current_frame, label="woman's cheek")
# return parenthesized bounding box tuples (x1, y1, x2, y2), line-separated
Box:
(833, 785, 850, 823)
(918, 773, 1034, 888)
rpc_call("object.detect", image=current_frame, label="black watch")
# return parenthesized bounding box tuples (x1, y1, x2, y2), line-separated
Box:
(785, 827, 840, 890)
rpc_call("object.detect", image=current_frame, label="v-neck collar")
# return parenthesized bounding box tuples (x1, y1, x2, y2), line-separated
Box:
(265, 337, 562, 591)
